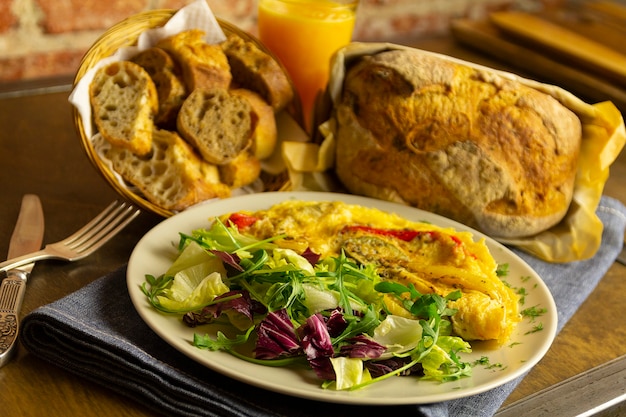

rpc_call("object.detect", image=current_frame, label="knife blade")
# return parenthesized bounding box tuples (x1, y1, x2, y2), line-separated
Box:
(0, 194, 44, 367)
(494, 353, 626, 417)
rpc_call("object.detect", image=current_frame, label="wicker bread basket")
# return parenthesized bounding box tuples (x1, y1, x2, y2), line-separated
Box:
(73, 10, 299, 217)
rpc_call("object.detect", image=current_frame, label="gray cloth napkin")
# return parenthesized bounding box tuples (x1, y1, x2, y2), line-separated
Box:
(20, 196, 626, 417)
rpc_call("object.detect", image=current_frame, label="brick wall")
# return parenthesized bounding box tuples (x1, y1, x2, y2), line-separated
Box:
(0, 0, 557, 83)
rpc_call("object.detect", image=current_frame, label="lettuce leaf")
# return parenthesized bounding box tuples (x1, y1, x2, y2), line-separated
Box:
(157, 269, 229, 312)
(330, 357, 372, 390)
(373, 315, 423, 358)
(420, 336, 472, 381)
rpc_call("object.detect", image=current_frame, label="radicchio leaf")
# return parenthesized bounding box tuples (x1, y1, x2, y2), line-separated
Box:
(183, 309, 218, 327)
(183, 290, 260, 329)
(339, 335, 386, 359)
(365, 358, 424, 378)
(255, 309, 301, 359)
(220, 290, 261, 330)
(301, 247, 321, 266)
(326, 308, 349, 337)
(299, 313, 335, 380)
(209, 249, 243, 271)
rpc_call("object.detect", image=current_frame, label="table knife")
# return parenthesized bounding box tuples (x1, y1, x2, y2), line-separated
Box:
(0, 194, 44, 367)
(495, 353, 626, 417)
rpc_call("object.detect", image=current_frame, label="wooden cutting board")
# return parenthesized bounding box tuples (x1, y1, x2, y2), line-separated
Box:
(490, 11, 626, 87)
(450, 5, 626, 112)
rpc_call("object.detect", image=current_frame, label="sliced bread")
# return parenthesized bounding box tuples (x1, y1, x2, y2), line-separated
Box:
(221, 33, 293, 112)
(231, 88, 277, 160)
(90, 61, 158, 156)
(157, 29, 232, 92)
(131, 47, 187, 128)
(94, 129, 231, 211)
(177, 88, 257, 165)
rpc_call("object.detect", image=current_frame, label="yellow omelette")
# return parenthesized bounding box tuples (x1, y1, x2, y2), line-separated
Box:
(226, 200, 520, 345)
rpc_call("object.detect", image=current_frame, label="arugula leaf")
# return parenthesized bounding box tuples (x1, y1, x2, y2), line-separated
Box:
(194, 327, 254, 351)
(141, 273, 174, 309)
(193, 327, 303, 366)
(333, 305, 380, 345)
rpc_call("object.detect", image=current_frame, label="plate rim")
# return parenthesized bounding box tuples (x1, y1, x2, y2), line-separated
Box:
(127, 191, 557, 405)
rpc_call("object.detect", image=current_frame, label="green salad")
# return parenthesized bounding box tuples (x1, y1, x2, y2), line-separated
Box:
(141, 215, 473, 390)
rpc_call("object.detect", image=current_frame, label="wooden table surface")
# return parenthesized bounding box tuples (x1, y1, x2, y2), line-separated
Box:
(0, 36, 624, 417)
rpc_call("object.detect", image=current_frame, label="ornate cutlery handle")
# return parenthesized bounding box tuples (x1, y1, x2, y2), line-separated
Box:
(0, 270, 28, 367)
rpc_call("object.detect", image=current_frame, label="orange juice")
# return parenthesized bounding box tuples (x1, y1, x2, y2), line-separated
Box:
(258, 0, 358, 133)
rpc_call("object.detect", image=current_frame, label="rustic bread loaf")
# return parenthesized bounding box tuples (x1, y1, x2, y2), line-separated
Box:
(157, 29, 232, 92)
(131, 47, 187, 128)
(177, 88, 257, 165)
(231, 88, 277, 159)
(221, 33, 293, 112)
(89, 61, 158, 156)
(334, 49, 582, 238)
(94, 129, 230, 211)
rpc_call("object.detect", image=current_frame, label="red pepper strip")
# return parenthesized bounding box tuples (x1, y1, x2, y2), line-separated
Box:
(449, 235, 462, 246)
(341, 225, 436, 242)
(344, 225, 479, 259)
(341, 225, 469, 248)
(227, 212, 258, 229)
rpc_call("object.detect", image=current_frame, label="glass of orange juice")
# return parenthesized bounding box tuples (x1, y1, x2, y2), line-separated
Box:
(258, 0, 359, 134)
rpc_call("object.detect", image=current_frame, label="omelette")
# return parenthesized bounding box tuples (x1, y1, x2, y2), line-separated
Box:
(225, 200, 520, 344)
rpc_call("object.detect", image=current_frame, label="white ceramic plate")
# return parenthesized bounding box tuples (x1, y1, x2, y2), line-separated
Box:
(127, 191, 557, 405)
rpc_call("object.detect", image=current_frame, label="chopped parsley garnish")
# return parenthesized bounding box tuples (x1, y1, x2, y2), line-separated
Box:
(496, 263, 510, 277)
(525, 323, 544, 334)
(521, 305, 547, 322)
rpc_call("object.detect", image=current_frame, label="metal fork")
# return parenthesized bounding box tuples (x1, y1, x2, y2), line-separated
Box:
(0, 201, 140, 272)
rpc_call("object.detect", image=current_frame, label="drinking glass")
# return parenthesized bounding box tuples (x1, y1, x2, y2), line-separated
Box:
(258, 0, 359, 133)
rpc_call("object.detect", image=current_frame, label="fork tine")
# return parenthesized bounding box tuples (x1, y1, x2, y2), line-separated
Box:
(81, 210, 140, 255)
(0, 201, 141, 272)
(62, 201, 127, 246)
(67, 203, 141, 257)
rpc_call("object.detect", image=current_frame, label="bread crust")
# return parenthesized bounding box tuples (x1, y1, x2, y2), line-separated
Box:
(221, 33, 293, 112)
(334, 50, 582, 238)
(157, 29, 232, 92)
(218, 150, 261, 189)
(131, 47, 187, 128)
(231, 88, 277, 159)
